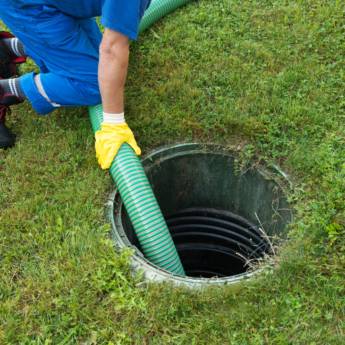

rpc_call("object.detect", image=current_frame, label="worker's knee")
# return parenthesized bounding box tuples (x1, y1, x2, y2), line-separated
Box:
(20, 72, 101, 115)
(48, 76, 101, 107)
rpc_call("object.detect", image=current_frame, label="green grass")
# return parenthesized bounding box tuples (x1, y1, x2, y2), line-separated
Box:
(1, 0, 344, 343)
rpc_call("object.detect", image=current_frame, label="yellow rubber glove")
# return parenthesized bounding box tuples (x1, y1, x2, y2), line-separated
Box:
(95, 123, 141, 170)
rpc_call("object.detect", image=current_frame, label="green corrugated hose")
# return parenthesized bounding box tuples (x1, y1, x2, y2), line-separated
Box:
(139, 0, 193, 32)
(89, 0, 193, 276)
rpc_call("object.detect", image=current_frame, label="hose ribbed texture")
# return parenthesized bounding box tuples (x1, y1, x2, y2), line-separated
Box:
(139, 0, 192, 33)
(89, 105, 185, 275)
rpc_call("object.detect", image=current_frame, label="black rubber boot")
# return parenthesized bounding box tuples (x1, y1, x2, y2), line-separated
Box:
(0, 31, 26, 149)
(0, 106, 15, 149)
(0, 31, 26, 78)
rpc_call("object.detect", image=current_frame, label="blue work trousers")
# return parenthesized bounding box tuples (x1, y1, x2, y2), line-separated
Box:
(0, 1, 102, 114)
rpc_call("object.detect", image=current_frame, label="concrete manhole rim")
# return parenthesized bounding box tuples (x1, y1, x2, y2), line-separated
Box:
(106, 143, 293, 288)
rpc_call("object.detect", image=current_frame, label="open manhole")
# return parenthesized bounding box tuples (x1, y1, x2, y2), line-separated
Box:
(109, 143, 292, 287)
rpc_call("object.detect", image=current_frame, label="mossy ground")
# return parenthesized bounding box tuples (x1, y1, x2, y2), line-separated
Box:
(1, 1, 344, 344)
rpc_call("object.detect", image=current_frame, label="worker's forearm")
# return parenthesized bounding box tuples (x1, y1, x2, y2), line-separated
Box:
(98, 31, 129, 114)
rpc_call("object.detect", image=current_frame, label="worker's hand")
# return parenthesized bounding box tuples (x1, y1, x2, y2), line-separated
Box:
(95, 123, 141, 169)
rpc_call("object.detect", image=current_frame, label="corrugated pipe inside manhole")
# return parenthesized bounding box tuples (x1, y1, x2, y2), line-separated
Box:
(109, 143, 292, 287)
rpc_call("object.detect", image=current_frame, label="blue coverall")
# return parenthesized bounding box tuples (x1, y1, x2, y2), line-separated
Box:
(0, 0, 151, 114)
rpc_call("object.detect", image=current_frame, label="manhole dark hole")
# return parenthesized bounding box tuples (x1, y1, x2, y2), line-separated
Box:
(111, 143, 292, 287)
(167, 208, 270, 278)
